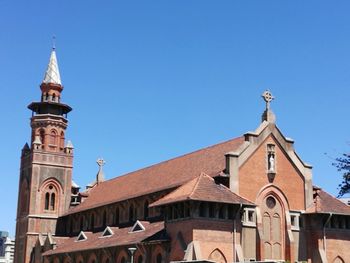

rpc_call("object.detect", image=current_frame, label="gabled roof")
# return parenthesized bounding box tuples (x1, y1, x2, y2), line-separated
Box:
(42, 221, 166, 256)
(150, 172, 253, 207)
(66, 137, 244, 214)
(305, 186, 350, 215)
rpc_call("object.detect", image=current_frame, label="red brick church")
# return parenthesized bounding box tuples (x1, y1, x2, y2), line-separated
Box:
(14, 48, 350, 263)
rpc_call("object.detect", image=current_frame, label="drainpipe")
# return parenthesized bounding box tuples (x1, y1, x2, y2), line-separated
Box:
(323, 213, 332, 254)
(234, 204, 243, 263)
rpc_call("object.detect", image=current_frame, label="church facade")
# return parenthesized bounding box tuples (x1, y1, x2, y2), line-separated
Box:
(14, 49, 350, 263)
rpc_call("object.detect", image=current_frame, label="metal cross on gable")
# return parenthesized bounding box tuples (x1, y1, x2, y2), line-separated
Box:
(262, 90, 274, 110)
(96, 158, 106, 167)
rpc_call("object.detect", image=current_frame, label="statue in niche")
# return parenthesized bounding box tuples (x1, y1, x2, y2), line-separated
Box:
(268, 154, 275, 172)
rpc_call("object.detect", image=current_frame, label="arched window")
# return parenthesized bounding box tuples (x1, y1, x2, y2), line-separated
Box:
(45, 93, 49, 101)
(40, 129, 45, 146)
(50, 130, 57, 146)
(52, 93, 56, 102)
(137, 255, 143, 263)
(120, 256, 126, 263)
(156, 253, 162, 263)
(129, 204, 134, 222)
(43, 184, 57, 212)
(60, 131, 65, 150)
(50, 193, 56, 210)
(45, 192, 50, 210)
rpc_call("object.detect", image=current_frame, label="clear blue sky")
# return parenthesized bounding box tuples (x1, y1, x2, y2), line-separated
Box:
(1, 1, 350, 236)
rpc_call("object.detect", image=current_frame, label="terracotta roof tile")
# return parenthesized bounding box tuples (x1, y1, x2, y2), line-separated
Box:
(150, 172, 253, 207)
(43, 221, 165, 256)
(305, 186, 350, 215)
(66, 137, 244, 214)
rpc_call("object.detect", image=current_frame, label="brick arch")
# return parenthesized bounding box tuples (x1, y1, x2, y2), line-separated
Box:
(255, 184, 291, 211)
(40, 178, 63, 213)
(208, 248, 227, 263)
(101, 252, 112, 263)
(38, 128, 46, 147)
(60, 131, 65, 149)
(75, 254, 84, 263)
(116, 249, 128, 263)
(40, 178, 64, 194)
(87, 253, 97, 263)
(332, 256, 345, 263)
(134, 249, 145, 263)
(152, 245, 165, 263)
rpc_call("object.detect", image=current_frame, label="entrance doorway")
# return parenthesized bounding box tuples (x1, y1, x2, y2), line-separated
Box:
(261, 195, 284, 260)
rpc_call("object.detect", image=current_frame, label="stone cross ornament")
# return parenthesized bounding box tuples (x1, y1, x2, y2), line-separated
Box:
(97, 158, 106, 167)
(262, 90, 274, 110)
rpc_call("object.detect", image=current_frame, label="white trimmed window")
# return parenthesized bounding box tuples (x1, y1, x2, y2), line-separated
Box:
(242, 208, 256, 226)
(290, 212, 301, 230)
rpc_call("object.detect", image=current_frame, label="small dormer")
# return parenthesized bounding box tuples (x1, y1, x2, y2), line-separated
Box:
(101, 226, 114, 238)
(76, 231, 88, 242)
(130, 220, 146, 233)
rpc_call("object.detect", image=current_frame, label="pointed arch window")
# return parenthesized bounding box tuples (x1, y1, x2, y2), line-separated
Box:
(40, 129, 45, 147)
(44, 184, 57, 212)
(60, 131, 65, 150)
(50, 130, 57, 146)
(45, 192, 50, 210)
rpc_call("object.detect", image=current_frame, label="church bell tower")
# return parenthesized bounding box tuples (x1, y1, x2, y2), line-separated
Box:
(14, 47, 74, 263)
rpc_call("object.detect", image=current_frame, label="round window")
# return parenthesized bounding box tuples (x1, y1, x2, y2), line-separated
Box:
(266, 196, 276, 209)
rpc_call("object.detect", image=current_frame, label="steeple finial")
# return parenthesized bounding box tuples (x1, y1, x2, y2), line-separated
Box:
(261, 90, 276, 123)
(52, 35, 56, 50)
(262, 90, 274, 110)
(42, 44, 61, 85)
(96, 158, 106, 184)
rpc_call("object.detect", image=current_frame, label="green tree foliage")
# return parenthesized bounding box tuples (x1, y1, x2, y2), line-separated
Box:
(333, 153, 350, 197)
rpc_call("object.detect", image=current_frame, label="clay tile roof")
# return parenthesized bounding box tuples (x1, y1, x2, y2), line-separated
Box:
(66, 137, 244, 215)
(305, 186, 350, 215)
(150, 172, 253, 207)
(43, 221, 165, 256)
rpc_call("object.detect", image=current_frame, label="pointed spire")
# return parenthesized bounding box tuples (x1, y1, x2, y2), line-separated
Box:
(42, 47, 61, 85)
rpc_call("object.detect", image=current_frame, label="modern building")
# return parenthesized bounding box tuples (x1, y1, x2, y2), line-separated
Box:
(0, 232, 15, 263)
(14, 48, 350, 263)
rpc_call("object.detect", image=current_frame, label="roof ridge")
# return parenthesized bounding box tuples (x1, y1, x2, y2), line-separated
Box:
(103, 137, 243, 184)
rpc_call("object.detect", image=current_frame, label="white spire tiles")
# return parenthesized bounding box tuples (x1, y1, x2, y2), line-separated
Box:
(42, 48, 61, 85)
